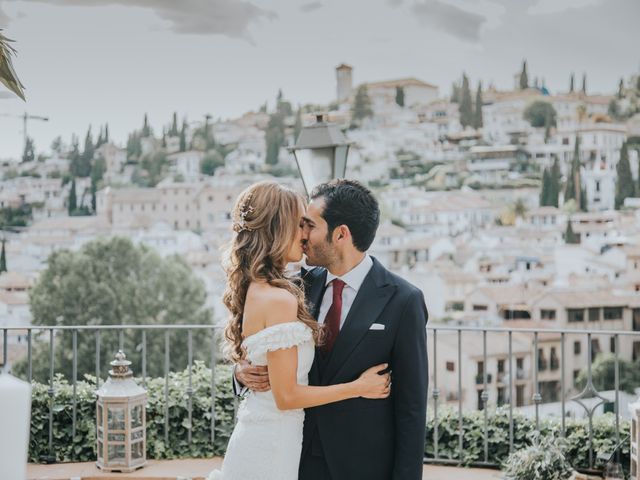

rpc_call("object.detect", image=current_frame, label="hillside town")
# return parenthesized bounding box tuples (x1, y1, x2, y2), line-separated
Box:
(2, 61, 640, 417)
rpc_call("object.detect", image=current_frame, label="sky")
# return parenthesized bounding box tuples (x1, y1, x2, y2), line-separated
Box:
(0, 0, 639, 159)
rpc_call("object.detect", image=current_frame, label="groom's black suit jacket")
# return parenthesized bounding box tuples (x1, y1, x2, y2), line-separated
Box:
(300, 257, 429, 480)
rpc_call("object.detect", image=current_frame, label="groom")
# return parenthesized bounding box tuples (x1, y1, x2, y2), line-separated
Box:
(236, 179, 429, 479)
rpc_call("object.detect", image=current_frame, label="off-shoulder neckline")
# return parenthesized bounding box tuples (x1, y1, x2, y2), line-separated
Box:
(242, 321, 309, 347)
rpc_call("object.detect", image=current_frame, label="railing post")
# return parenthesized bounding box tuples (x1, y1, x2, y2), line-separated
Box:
(508, 330, 514, 454)
(164, 330, 170, 445)
(457, 329, 463, 464)
(482, 330, 489, 463)
(187, 329, 193, 445)
(211, 328, 216, 446)
(432, 329, 439, 460)
(72, 329, 78, 460)
(27, 329, 32, 383)
(533, 332, 541, 432)
(48, 329, 55, 462)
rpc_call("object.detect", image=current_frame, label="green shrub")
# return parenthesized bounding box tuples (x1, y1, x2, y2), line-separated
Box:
(29, 362, 235, 462)
(502, 433, 574, 480)
(424, 406, 630, 472)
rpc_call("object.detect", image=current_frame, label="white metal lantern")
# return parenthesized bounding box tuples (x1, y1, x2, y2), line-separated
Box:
(631, 399, 640, 479)
(289, 114, 351, 198)
(96, 350, 147, 472)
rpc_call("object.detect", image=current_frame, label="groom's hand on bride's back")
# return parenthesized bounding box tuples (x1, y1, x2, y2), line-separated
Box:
(236, 360, 271, 392)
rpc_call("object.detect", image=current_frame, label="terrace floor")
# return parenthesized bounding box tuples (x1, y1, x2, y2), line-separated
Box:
(28, 458, 504, 480)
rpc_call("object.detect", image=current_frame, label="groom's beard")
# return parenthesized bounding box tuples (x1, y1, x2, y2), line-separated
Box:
(303, 241, 334, 269)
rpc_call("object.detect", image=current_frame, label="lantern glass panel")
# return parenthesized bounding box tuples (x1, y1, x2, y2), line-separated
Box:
(107, 444, 126, 465)
(107, 406, 125, 430)
(131, 404, 143, 429)
(97, 404, 103, 427)
(294, 147, 335, 194)
(97, 440, 103, 461)
(108, 433, 126, 442)
(132, 441, 144, 460)
(132, 430, 144, 441)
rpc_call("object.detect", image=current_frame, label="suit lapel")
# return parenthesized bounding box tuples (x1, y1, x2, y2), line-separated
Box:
(321, 260, 396, 384)
(304, 267, 327, 386)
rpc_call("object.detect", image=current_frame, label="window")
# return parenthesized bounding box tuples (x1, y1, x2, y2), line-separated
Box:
(573, 369, 581, 387)
(634, 342, 640, 362)
(591, 339, 601, 361)
(574, 341, 581, 355)
(567, 309, 585, 322)
(588, 308, 600, 322)
(603, 307, 623, 320)
(473, 304, 488, 311)
(541, 309, 556, 320)
(633, 309, 640, 331)
(538, 349, 547, 371)
(477, 361, 484, 376)
(446, 362, 455, 372)
(477, 390, 484, 410)
(497, 359, 505, 373)
(497, 387, 506, 406)
(550, 347, 559, 370)
(610, 337, 616, 353)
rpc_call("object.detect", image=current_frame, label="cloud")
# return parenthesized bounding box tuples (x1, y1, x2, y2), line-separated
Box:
(300, 1, 323, 13)
(527, 0, 602, 15)
(410, 0, 487, 42)
(1, 0, 276, 39)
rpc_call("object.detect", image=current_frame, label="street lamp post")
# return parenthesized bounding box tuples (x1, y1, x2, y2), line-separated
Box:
(289, 114, 351, 197)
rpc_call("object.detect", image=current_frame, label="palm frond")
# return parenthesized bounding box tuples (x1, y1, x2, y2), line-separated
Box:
(0, 29, 26, 101)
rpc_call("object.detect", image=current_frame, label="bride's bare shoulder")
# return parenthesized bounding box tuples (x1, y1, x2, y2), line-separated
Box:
(244, 283, 297, 332)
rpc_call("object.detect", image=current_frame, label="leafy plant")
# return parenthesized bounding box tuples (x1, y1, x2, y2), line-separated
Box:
(502, 433, 573, 480)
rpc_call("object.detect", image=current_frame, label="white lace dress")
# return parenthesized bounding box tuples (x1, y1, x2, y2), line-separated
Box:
(207, 321, 315, 480)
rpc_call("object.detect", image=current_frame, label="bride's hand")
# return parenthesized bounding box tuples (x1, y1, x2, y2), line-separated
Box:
(354, 363, 391, 399)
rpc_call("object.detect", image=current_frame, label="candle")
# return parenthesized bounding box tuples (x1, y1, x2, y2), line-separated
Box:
(0, 372, 32, 480)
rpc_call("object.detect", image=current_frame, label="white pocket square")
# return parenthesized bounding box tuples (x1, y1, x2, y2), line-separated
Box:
(369, 323, 385, 330)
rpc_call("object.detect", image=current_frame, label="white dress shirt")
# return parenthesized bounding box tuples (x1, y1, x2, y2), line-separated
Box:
(317, 255, 373, 329)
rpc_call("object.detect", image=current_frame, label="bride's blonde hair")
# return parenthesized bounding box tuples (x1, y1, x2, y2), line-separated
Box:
(222, 181, 322, 362)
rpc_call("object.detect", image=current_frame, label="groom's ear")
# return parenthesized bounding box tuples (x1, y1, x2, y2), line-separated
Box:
(335, 224, 351, 242)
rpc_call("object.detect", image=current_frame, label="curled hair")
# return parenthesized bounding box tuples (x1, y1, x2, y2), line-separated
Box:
(222, 181, 322, 362)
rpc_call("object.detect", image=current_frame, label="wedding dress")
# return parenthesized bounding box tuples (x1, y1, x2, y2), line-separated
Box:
(207, 321, 314, 480)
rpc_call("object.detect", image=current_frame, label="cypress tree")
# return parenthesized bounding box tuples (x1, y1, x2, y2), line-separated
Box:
(104, 124, 109, 143)
(395, 86, 405, 107)
(68, 177, 77, 215)
(451, 82, 461, 103)
(565, 135, 581, 205)
(21, 136, 35, 163)
(569, 73, 575, 93)
(459, 74, 473, 128)
(91, 178, 97, 214)
(581, 73, 587, 94)
(519, 60, 529, 90)
(617, 78, 624, 99)
(170, 112, 179, 136)
(0, 239, 7, 273)
(80, 126, 94, 177)
(615, 142, 635, 209)
(179, 120, 187, 152)
(565, 221, 579, 244)
(352, 85, 373, 127)
(473, 82, 483, 129)
(142, 113, 152, 137)
(549, 157, 561, 208)
(540, 168, 551, 206)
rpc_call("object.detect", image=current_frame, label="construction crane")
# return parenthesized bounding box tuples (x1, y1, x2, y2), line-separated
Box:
(0, 112, 49, 153)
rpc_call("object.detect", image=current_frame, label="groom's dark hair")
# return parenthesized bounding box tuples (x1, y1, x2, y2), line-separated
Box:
(310, 179, 380, 252)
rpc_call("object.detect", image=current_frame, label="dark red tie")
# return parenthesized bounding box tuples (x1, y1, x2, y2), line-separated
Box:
(322, 279, 346, 354)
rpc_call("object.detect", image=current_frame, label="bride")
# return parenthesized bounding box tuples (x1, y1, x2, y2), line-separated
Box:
(208, 181, 390, 480)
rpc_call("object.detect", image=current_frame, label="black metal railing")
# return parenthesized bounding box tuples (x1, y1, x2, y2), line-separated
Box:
(1, 324, 638, 472)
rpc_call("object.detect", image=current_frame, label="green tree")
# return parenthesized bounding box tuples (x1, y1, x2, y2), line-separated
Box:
(0, 239, 7, 273)
(104, 124, 109, 143)
(451, 82, 461, 103)
(569, 73, 575, 93)
(68, 177, 77, 214)
(91, 155, 106, 185)
(549, 157, 561, 208)
(581, 73, 587, 94)
(617, 78, 624, 99)
(395, 86, 405, 107)
(608, 99, 621, 120)
(459, 74, 473, 128)
(90, 178, 97, 213)
(265, 112, 285, 165)
(351, 85, 373, 127)
(524, 101, 557, 128)
(473, 81, 483, 129)
(25, 237, 212, 381)
(169, 112, 179, 136)
(540, 168, 551, 206)
(615, 142, 635, 209)
(179, 120, 187, 152)
(576, 354, 640, 394)
(565, 136, 582, 206)
(69, 136, 82, 176)
(141, 113, 152, 137)
(126, 131, 142, 161)
(79, 126, 94, 177)
(564, 220, 579, 244)
(140, 150, 168, 187)
(21, 136, 35, 163)
(200, 150, 224, 176)
(519, 60, 529, 90)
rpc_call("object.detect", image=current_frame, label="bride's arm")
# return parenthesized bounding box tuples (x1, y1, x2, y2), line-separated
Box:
(263, 291, 389, 411)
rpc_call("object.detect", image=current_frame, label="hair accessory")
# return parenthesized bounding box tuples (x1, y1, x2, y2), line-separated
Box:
(232, 193, 255, 233)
